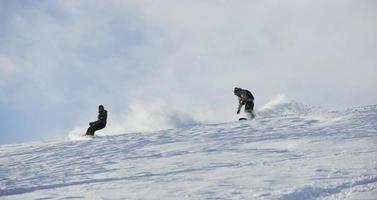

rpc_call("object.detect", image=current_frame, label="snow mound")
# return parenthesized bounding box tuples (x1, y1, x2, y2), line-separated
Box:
(258, 94, 314, 117)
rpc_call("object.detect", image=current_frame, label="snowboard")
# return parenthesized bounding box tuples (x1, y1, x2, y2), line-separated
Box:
(83, 134, 96, 139)
(68, 133, 97, 140)
(83, 134, 96, 138)
(239, 112, 256, 121)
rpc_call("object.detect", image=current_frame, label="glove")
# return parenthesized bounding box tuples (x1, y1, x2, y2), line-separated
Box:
(237, 109, 240, 114)
(89, 122, 94, 126)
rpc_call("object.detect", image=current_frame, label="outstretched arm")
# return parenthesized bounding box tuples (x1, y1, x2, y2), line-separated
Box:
(237, 99, 244, 114)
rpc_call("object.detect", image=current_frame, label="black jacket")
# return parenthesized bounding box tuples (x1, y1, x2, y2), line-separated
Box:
(91, 109, 107, 125)
(236, 89, 254, 104)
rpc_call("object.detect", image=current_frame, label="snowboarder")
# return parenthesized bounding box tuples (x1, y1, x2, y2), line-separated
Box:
(234, 87, 255, 119)
(86, 105, 107, 136)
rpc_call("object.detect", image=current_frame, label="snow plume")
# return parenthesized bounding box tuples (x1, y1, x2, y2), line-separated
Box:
(110, 100, 198, 134)
(258, 94, 315, 117)
(69, 94, 318, 139)
(69, 99, 198, 139)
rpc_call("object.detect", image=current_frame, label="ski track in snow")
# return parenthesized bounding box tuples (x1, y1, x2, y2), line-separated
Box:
(0, 103, 377, 199)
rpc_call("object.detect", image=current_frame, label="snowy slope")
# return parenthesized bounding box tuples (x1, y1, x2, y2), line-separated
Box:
(1, 98, 377, 200)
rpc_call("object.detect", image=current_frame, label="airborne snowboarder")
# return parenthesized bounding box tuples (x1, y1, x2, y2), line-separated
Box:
(86, 105, 107, 136)
(234, 87, 255, 119)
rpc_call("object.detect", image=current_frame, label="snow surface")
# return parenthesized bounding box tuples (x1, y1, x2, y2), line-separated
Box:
(1, 97, 377, 199)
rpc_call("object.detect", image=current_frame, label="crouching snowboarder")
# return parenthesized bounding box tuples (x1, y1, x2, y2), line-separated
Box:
(234, 87, 255, 119)
(86, 105, 107, 136)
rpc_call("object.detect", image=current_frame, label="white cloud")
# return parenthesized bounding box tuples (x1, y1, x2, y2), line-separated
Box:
(127, 0, 377, 109)
(0, 54, 15, 85)
(1, 0, 377, 141)
(0, 54, 14, 73)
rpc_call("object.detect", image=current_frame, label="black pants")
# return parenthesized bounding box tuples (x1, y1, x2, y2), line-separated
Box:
(245, 100, 254, 112)
(245, 101, 255, 119)
(86, 123, 106, 136)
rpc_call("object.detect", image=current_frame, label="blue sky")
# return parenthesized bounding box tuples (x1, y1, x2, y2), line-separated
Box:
(1, 0, 376, 144)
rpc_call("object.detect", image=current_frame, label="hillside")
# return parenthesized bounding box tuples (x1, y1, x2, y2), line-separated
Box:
(1, 99, 376, 199)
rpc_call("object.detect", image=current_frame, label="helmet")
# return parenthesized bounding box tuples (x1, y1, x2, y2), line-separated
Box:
(98, 105, 104, 110)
